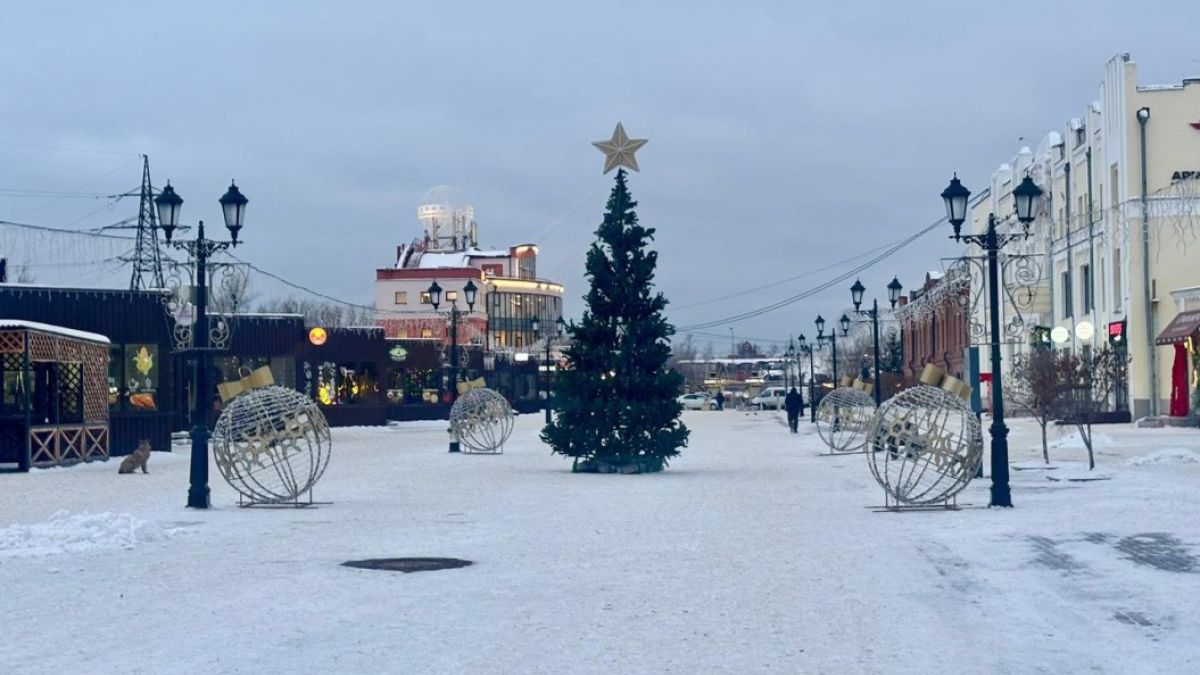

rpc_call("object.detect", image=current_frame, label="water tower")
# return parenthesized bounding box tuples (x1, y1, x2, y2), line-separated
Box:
(417, 185, 476, 251)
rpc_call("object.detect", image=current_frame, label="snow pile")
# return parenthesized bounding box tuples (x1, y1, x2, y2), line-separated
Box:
(1126, 447, 1200, 466)
(0, 511, 186, 558)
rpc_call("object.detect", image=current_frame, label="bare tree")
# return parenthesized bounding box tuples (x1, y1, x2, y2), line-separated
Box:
(255, 295, 377, 328)
(209, 266, 256, 314)
(1009, 349, 1067, 463)
(1058, 346, 1129, 470)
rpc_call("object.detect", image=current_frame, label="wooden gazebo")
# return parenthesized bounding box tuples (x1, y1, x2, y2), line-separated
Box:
(0, 320, 110, 471)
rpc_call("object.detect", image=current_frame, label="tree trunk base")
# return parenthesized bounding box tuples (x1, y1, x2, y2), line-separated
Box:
(573, 457, 665, 474)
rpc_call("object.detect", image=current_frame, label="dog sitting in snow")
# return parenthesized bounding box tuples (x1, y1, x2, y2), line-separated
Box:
(118, 439, 152, 474)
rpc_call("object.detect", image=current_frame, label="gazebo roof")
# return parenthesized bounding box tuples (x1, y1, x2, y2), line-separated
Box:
(0, 319, 110, 345)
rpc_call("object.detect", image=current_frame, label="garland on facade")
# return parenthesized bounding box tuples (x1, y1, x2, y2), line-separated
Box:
(893, 265, 970, 327)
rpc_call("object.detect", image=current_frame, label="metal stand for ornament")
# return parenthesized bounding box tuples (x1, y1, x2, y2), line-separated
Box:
(864, 381, 982, 512)
(815, 386, 877, 455)
(212, 385, 333, 508)
(449, 388, 514, 454)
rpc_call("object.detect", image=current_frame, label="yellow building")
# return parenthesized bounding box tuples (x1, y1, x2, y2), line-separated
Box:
(970, 53, 1200, 418)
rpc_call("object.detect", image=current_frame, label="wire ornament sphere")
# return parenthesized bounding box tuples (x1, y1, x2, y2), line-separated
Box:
(865, 385, 982, 506)
(816, 387, 877, 452)
(450, 388, 514, 454)
(212, 385, 332, 505)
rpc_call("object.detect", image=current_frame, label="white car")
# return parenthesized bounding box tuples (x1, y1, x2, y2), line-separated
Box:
(676, 393, 716, 410)
(750, 387, 787, 410)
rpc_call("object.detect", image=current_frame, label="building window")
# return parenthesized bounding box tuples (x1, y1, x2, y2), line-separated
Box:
(1100, 257, 1107, 309)
(930, 314, 937, 357)
(394, 291, 408, 305)
(1082, 264, 1093, 313)
(1061, 271, 1073, 318)
(420, 292, 431, 305)
(421, 328, 433, 338)
(1113, 249, 1122, 310)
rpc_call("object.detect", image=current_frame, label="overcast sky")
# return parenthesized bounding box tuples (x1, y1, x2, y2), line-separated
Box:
(2, 1, 1199, 351)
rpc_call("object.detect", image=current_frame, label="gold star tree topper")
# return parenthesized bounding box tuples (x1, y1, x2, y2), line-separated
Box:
(592, 122, 647, 174)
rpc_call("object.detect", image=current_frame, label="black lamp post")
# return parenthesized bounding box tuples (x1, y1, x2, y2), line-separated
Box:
(786, 340, 796, 391)
(154, 180, 248, 509)
(849, 276, 903, 405)
(531, 315, 566, 424)
(429, 277, 477, 453)
(815, 314, 848, 386)
(941, 172, 1042, 507)
(798, 333, 815, 423)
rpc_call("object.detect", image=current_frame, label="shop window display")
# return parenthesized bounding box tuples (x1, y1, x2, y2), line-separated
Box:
(316, 362, 379, 405)
(125, 344, 159, 411)
(387, 368, 440, 404)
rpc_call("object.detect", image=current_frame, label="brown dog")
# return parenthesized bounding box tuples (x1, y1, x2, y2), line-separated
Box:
(118, 439, 152, 474)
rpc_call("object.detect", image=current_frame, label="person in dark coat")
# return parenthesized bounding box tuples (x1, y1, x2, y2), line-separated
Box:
(784, 387, 803, 433)
(714, 390, 725, 411)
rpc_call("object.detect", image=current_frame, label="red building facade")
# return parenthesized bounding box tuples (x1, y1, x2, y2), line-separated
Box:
(896, 271, 970, 387)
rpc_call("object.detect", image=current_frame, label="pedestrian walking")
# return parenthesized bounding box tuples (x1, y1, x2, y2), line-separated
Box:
(714, 390, 725, 411)
(784, 387, 803, 433)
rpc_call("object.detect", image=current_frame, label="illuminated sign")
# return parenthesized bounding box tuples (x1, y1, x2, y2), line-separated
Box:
(308, 327, 328, 346)
(1050, 326, 1070, 344)
(388, 345, 408, 362)
(1075, 321, 1095, 341)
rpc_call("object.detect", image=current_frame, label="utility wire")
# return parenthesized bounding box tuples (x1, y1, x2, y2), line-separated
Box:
(675, 216, 946, 332)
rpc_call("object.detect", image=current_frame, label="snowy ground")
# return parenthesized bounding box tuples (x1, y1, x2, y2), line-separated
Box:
(2, 411, 1199, 674)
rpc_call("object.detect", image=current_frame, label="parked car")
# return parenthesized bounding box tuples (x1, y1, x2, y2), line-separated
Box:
(750, 387, 787, 410)
(676, 393, 717, 410)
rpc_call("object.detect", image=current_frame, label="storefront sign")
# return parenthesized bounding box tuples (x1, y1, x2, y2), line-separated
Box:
(1108, 320, 1126, 347)
(388, 345, 408, 362)
(1050, 326, 1070, 344)
(1075, 321, 1095, 341)
(308, 326, 328, 346)
(1171, 171, 1200, 182)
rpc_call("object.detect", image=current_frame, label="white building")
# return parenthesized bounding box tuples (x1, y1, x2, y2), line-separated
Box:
(374, 187, 564, 351)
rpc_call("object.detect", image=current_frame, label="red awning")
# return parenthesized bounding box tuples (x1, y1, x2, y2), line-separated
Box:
(1156, 310, 1200, 345)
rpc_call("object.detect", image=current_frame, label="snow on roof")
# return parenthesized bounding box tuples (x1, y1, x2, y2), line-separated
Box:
(0, 319, 110, 344)
(416, 252, 470, 268)
(416, 247, 512, 269)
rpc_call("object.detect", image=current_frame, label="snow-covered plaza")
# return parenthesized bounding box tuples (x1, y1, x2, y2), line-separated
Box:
(2, 411, 1199, 674)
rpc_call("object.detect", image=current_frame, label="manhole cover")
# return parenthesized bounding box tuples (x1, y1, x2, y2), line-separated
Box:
(342, 557, 473, 573)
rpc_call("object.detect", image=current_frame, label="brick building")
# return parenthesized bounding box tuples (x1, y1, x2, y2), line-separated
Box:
(895, 270, 971, 387)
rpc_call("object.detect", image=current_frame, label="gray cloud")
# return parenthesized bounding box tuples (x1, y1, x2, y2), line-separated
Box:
(2, 0, 1198, 348)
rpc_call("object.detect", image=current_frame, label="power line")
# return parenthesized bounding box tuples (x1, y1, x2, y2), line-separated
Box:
(671, 235, 917, 312)
(0, 218, 137, 240)
(675, 216, 946, 332)
(0, 140, 140, 157)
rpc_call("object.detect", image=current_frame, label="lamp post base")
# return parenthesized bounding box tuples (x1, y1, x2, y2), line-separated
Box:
(187, 486, 211, 509)
(187, 423, 211, 509)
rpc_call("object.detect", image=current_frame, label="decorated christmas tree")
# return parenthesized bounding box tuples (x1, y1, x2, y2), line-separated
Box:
(542, 164, 688, 473)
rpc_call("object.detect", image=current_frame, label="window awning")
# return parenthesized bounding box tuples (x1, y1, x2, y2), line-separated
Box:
(1155, 310, 1200, 345)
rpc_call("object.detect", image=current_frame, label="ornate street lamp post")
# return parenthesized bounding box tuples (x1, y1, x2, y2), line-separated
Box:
(849, 277, 903, 405)
(798, 333, 815, 423)
(940, 173, 1042, 507)
(815, 314, 849, 400)
(786, 340, 796, 391)
(428, 278, 477, 453)
(154, 180, 248, 509)
(531, 315, 567, 424)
